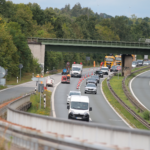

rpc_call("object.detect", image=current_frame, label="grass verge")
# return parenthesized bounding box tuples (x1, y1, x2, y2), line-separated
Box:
(102, 78, 148, 129)
(0, 85, 7, 90)
(131, 65, 149, 72)
(27, 90, 51, 116)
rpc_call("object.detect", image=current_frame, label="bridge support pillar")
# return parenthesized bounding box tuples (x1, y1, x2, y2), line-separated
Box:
(28, 43, 45, 73)
(121, 54, 132, 76)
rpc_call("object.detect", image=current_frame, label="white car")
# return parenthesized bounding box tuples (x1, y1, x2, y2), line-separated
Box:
(100, 67, 109, 75)
(67, 91, 81, 104)
(143, 61, 150, 66)
(67, 95, 92, 122)
(46, 76, 54, 87)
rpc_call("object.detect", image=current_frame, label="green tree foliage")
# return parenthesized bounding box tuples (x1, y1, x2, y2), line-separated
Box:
(0, 17, 19, 78)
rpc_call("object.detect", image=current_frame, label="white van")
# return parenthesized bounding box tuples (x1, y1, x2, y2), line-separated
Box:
(67, 95, 92, 122)
(71, 64, 83, 78)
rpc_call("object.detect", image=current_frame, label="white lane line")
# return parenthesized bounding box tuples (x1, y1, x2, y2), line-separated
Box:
(100, 78, 132, 129)
(90, 118, 92, 121)
(149, 81, 150, 86)
(51, 82, 61, 118)
(130, 70, 150, 111)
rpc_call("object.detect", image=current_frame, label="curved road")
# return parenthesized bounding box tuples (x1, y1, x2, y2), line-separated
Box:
(54, 69, 129, 128)
(131, 70, 150, 110)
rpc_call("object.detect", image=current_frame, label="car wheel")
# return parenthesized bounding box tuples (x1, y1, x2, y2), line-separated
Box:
(95, 91, 97, 94)
(86, 117, 89, 122)
(85, 91, 86, 94)
(68, 115, 71, 119)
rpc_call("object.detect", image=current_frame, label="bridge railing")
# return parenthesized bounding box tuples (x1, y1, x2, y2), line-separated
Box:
(6, 92, 150, 150)
(27, 37, 150, 48)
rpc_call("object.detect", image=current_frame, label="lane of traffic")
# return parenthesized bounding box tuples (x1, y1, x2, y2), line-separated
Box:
(131, 70, 150, 110)
(54, 68, 129, 128)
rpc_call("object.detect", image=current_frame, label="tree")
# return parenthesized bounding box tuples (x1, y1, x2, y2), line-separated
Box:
(0, 17, 19, 78)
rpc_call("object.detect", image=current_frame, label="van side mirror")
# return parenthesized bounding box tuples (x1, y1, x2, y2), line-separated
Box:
(67, 105, 70, 109)
(89, 107, 92, 111)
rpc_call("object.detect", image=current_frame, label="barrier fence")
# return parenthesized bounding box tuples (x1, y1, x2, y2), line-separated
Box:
(5, 93, 150, 150)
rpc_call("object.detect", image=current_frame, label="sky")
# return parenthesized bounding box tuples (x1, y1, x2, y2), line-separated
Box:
(9, 0, 150, 18)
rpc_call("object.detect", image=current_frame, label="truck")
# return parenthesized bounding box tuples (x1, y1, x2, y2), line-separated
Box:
(62, 62, 70, 75)
(71, 64, 83, 78)
(114, 55, 121, 66)
(104, 55, 115, 68)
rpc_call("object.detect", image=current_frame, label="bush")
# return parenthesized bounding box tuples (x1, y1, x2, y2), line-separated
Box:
(143, 111, 150, 120)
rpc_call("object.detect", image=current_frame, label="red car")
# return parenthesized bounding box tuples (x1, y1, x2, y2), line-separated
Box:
(61, 75, 70, 84)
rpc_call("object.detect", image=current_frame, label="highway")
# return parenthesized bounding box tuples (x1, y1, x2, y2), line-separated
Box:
(130, 70, 150, 110)
(54, 68, 129, 128)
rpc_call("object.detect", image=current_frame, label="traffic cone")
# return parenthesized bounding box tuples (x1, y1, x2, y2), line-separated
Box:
(85, 75, 86, 78)
(88, 73, 89, 77)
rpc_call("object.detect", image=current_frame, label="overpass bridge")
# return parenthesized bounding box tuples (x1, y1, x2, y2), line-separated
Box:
(28, 38, 150, 76)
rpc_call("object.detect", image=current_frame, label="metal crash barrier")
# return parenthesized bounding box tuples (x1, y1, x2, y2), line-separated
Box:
(5, 93, 150, 150)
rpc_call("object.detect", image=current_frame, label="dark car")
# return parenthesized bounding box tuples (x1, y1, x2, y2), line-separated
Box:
(91, 75, 100, 83)
(86, 78, 97, 86)
(137, 60, 143, 66)
(110, 66, 118, 72)
(94, 70, 103, 78)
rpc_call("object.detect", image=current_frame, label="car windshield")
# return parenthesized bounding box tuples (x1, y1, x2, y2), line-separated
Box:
(96, 71, 103, 73)
(86, 84, 96, 87)
(101, 68, 108, 70)
(143, 61, 148, 63)
(87, 78, 96, 81)
(105, 58, 113, 61)
(137, 60, 143, 63)
(111, 66, 116, 69)
(91, 75, 98, 78)
(69, 92, 80, 96)
(72, 67, 80, 71)
(115, 57, 121, 61)
(71, 102, 88, 110)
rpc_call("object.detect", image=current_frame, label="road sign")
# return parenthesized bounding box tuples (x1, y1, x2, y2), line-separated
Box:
(19, 64, 23, 69)
(144, 55, 148, 60)
(32, 77, 45, 82)
(0, 66, 6, 78)
(39, 64, 44, 70)
(117, 66, 121, 70)
(86, 57, 90, 61)
(66, 62, 70, 65)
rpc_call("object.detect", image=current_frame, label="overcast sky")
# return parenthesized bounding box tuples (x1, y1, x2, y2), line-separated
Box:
(10, 0, 150, 18)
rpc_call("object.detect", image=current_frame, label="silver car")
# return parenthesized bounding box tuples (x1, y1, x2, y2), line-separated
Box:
(85, 83, 97, 94)
(143, 61, 150, 65)
(67, 91, 81, 104)
(100, 67, 109, 75)
(91, 75, 100, 83)
(86, 78, 97, 86)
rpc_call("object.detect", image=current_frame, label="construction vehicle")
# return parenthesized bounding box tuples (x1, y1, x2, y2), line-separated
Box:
(115, 55, 121, 66)
(62, 62, 70, 75)
(104, 55, 115, 68)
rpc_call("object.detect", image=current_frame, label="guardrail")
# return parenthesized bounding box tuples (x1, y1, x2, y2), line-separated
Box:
(6, 92, 150, 150)
(122, 66, 150, 112)
(107, 72, 150, 130)
(27, 37, 150, 48)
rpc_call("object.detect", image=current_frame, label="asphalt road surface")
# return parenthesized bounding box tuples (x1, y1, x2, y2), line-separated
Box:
(131, 70, 150, 110)
(54, 69, 129, 128)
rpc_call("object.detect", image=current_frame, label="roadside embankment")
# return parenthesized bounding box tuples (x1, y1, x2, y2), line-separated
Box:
(27, 90, 51, 116)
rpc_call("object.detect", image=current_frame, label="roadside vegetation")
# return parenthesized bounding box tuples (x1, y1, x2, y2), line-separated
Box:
(1, 0, 150, 85)
(102, 78, 148, 129)
(27, 90, 51, 116)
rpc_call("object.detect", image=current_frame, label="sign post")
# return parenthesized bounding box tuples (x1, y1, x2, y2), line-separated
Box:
(117, 66, 121, 79)
(19, 64, 23, 81)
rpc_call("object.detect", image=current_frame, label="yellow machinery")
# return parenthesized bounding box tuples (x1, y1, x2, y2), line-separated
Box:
(104, 56, 115, 68)
(132, 55, 136, 61)
(115, 55, 121, 66)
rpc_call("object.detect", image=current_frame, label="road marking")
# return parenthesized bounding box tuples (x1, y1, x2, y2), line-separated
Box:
(100, 78, 132, 129)
(51, 82, 61, 118)
(109, 119, 123, 121)
(130, 70, 150, 111)
(89, 118, 92, 121)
